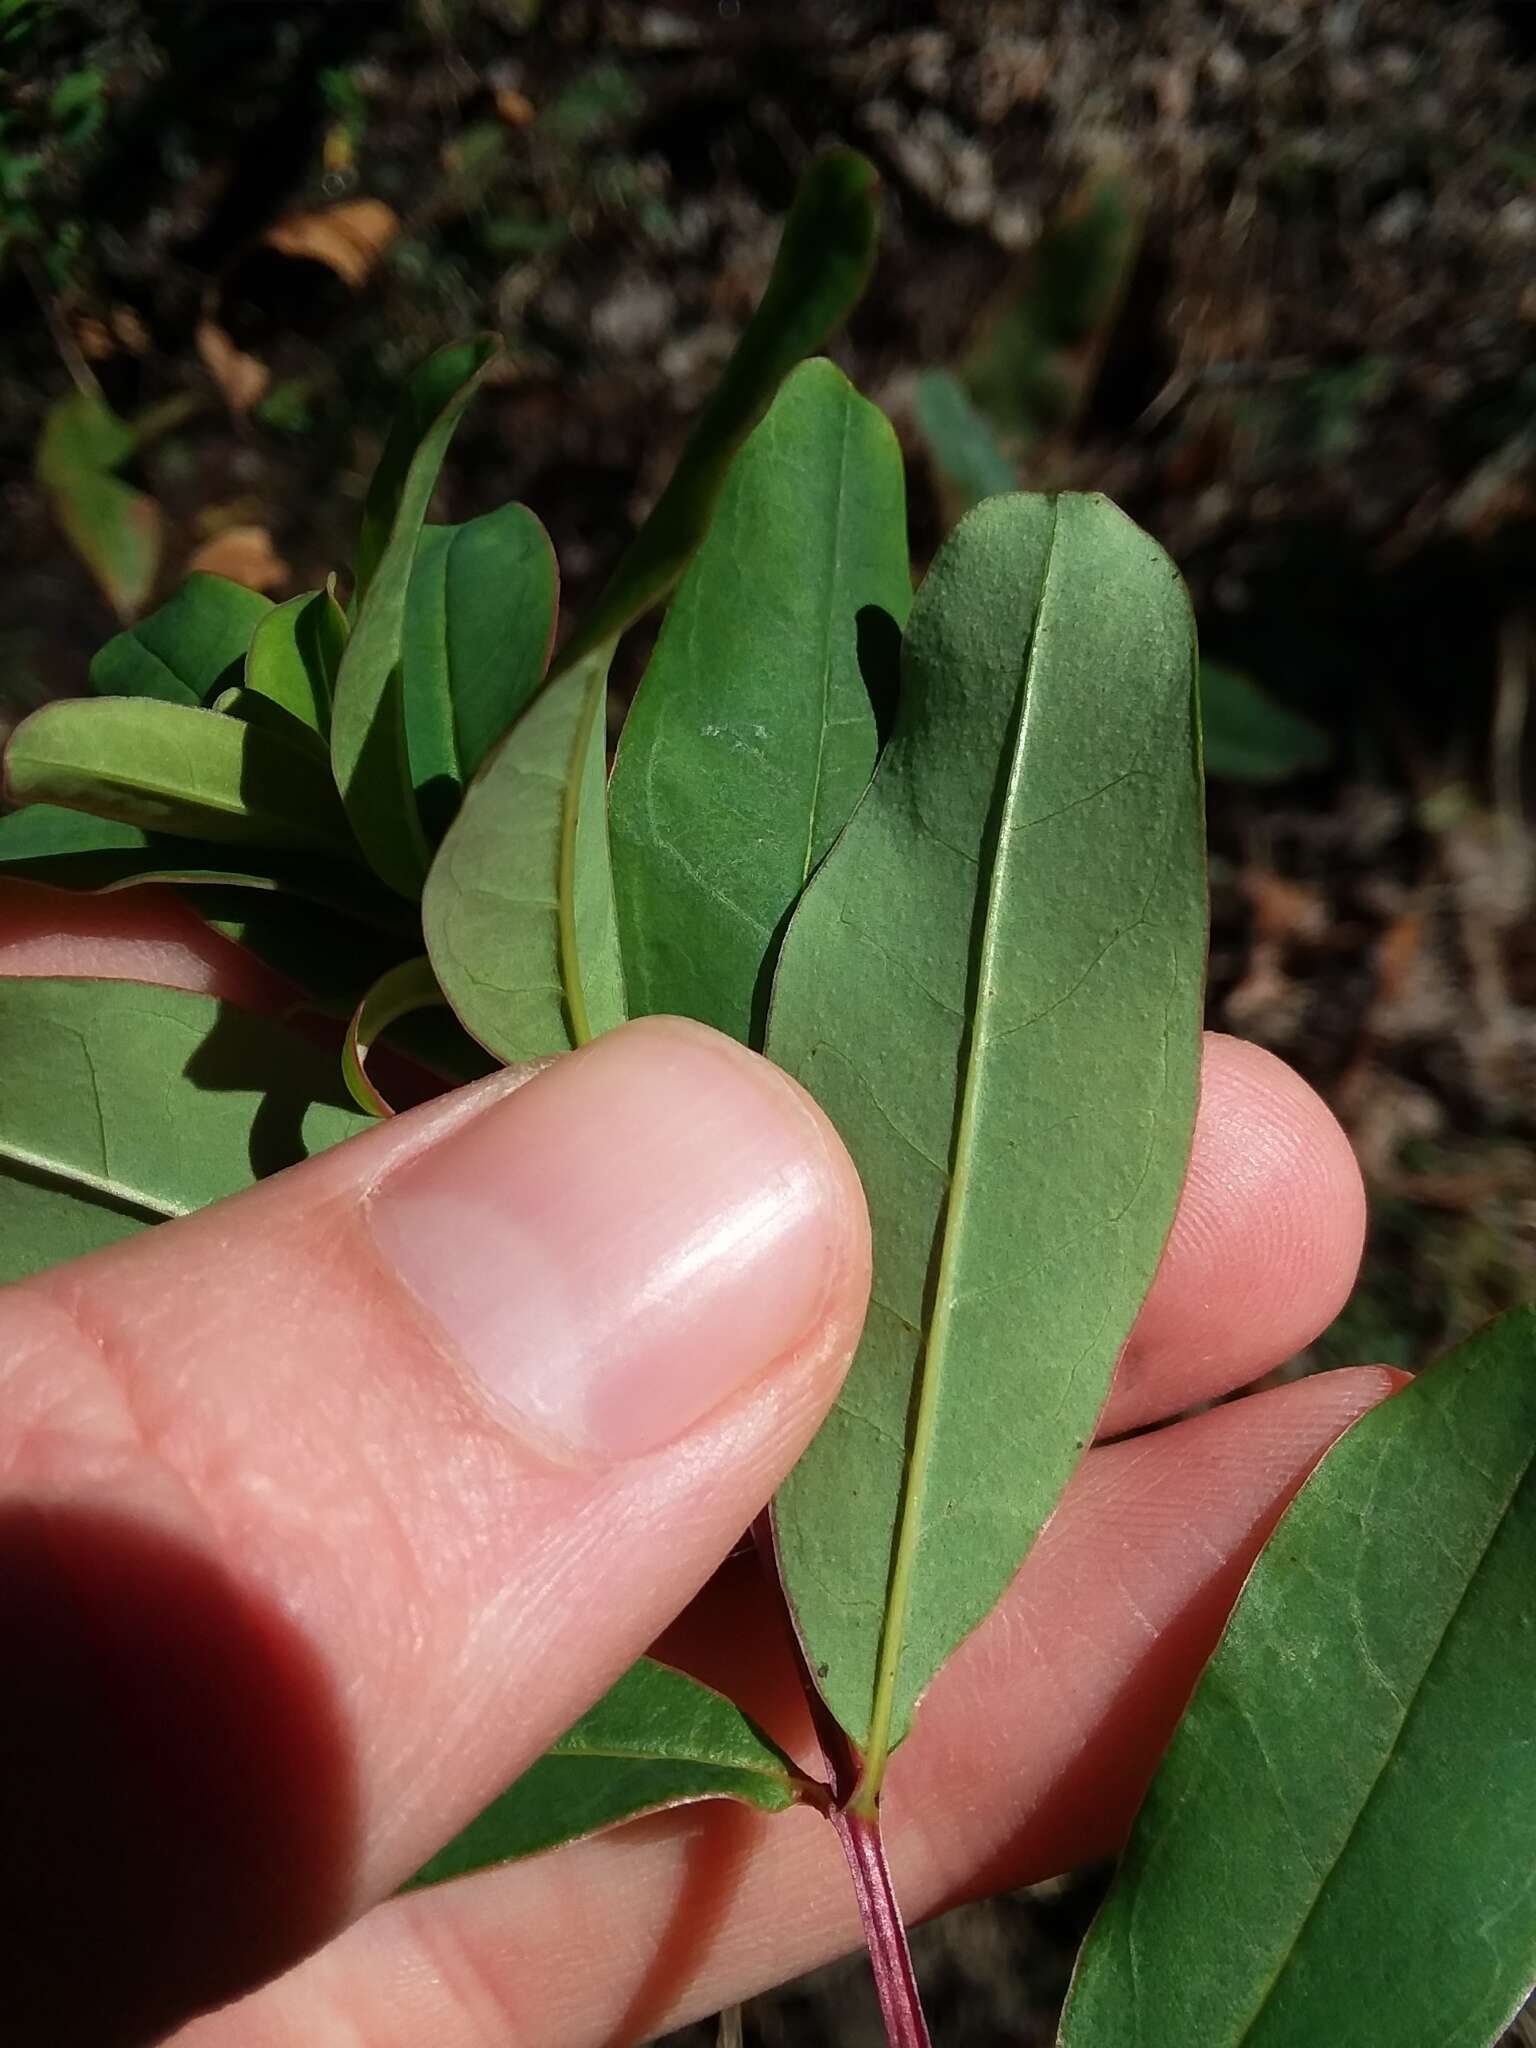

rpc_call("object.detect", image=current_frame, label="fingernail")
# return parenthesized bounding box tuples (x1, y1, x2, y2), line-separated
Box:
(367, 1018, 853, 1462)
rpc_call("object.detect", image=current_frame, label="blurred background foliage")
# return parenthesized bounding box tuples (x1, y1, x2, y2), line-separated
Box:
(3, 2, 1536, 2036)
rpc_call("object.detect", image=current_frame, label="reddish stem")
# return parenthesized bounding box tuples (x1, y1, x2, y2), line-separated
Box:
(749, 1513, 935, 2048)
(830, 1805, 934, 2048)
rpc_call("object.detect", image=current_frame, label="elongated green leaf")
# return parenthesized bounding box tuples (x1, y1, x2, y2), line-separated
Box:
(195, 898, 489, 1101)
(0, 1164, 147, 1277)
(403, 504, 559, 830)
(343, 955, 444, 1117)
(407, 1659, 802, 1888)
(5, 698, 355, 854)
(557, 149, 880, 676)
(768, 493, 1205, 1797)
(0, 804, 413, 932)
(1199, 660, 1332, 784)
(962, 172, 1142, 443)
(914, 368, 1016, 511)
(35, 390, 160, 623)
(331, 337, 500, 899)
(609, 359, 910, 1044)
(353, 338, 500, 604)
(0, 803, 257, 887)
(423, 644, 625, 1062)
(90, 572, 273, 705)
(0, 976, 371, 1285)
(210, 683, 332, 756)
(1062, 1312, 1536, 2048)
(246, 585, 348, 732)
(196, 892, 412, 1007)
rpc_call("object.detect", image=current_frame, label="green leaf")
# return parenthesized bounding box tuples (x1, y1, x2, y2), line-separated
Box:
(245, 584, 348, 732)
(35, 391, 160, 623)
(401, 503, 558, 829)
(406, 1658, 802, 1888)
(210, 683, 333, 756)
(0, 1164, 146, 1277)
(961, 173, 1142, 443)
(1062, 1311, 1536, 2048)
(768, 493, 1206, 1800)
(557, 148, 881, 676)
(609, 358, 910, 1045)
(331, 336, 500, 899)
(5, 697, 356, 854)
(0, 805, 413, 931)
(0, 976, 371, 1286)
(913, 369, 1017, 511)
(1199, 660, 1332, 784)
(423, 644, 626, 1062)
(343, 955, 444, 1117)
(352, 338, 501, 603)
(90, 573, 273, 706)
(195, 892, 411, 1008)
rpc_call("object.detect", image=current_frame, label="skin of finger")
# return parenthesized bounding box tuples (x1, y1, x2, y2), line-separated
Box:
(0, 1022, 870, 2038)
(0, 871, 1365, 1444)
(1100, 1032, 1367, 1435)
(1, 884, 1368, 2030)
(0, 878, 299, 1011)
(174, 1366, 1399, 2048)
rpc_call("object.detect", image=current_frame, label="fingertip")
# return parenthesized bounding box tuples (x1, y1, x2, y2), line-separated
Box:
(1103, 1032, 1367, 1433)
(364, 1015, 873, 1462)
(633, 1017, 874, 1385)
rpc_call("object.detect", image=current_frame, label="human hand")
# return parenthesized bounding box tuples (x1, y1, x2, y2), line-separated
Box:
(0, 887, 1382, 2046)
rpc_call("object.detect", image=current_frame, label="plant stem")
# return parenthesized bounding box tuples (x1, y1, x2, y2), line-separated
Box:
(749, 1512, 937, 2048)
(830, 1805, 934, 2048)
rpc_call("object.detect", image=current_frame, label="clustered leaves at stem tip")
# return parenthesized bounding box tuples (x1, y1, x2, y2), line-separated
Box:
(1, 144, 1534, 2048)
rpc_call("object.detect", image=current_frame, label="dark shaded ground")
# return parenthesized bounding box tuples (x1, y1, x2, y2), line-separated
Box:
(4, 1, 1536, 2040)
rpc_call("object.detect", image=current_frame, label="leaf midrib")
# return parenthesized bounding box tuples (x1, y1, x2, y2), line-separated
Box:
(552, 1739, 794, 1788)
(854, 494, 1063, 1804)
(0, 1135, 182, 1221)
(1222, 1441, 1536, 2047)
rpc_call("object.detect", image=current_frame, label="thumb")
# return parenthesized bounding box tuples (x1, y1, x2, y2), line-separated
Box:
(0, 1017, 869, 2046)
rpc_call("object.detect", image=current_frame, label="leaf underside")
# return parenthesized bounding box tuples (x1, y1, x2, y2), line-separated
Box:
(609, 357, 910, 1045)
(423, 644, 626, 1063)
(405, 1658, 800, 1889)
(768, 492, 1206, 1788)
(1062, 1308, 1536, 2048)
(343, 955, 445, 1117)
(0, 977, 370, 1286)
(0, 804, 410, 933)
(5, 697, 355, 855)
